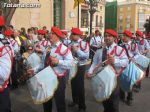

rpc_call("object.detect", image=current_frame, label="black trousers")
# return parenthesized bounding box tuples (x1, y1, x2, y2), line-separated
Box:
(102, 79, 120, 112)
(89, 47, 97, 60)
(146, 65, 149, 77)
(43, 77, 66, 112)
(71, 65, 86, 110)
(120, 89, 133, 101)
(10, 59, 18, 87)
(0, 88, 11, 112)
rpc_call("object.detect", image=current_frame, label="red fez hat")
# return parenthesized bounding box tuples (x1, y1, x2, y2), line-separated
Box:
(0, 16, 5, 26)
(4, 30, 13, 37)
(105, 29, 118, 37)
(62, 31, 68, 35)
(71, 28, 82, 35)
(123, 30, 132, 38)
(136, 30, 143, 37)
(51, 26, 63, 37)
(38, 30, 46, 35)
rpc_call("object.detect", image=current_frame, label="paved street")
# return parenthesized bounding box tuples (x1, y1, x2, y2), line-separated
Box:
(10, 77, 150, 112)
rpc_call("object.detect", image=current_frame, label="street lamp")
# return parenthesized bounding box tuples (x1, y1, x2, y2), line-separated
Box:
(85, 0, 100, 34)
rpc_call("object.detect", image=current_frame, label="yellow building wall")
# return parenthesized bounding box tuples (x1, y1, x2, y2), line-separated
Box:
(11, 0, 53, 30)
(118, 2, 150, 33)
(63, 0, 78, 30)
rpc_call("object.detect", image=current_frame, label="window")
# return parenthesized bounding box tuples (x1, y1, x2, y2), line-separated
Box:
(128, 6, 131, 11)
(120, 8, 123, 12)
(81, 10, 88, 28)
(126, 24, 130, 29)
(54, 0, 62, 28)
(100, 6, 103, 11)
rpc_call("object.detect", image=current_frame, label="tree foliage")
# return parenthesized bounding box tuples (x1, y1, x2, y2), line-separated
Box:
(0, 0, 19, 26)
(144, 17, 150, 34)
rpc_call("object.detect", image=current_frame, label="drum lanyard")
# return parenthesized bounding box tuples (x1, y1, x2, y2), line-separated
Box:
(108, 46, 125, 76)
(45, 43, 68, 77)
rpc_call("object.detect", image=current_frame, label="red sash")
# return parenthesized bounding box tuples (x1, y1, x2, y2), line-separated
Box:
(52, 43, 69, 77)
(109, 46, 126, 76)
(79, 41, 88, 51)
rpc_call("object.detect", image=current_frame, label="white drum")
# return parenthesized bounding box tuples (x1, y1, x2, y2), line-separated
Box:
(26, 53, 41, 68)
(90, 65, 117, 102)
(120, 61, 145, 92)
(135, 54, 150, 70)
(146, 51, 150, 59)
(68, 60, 78, 81)
(27, 66, 58, 104)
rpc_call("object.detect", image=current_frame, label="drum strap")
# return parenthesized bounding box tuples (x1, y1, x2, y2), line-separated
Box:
(102, 48, 107, 62)
(122, 44, 130, 58)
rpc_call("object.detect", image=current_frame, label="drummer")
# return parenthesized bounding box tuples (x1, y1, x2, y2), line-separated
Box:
(87, 29, 129, 112)
(27, 26, 74, 112)
(37, 29, 51, 49)
(135, 30, 150, 87)
(68, 28, 89, 112)
(0, 16, 13, 112)
(120, 30, 141, 106)
(61, 30, 71, 47)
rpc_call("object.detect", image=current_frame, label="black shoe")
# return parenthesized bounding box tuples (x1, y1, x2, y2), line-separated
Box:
(126, 100, 132, 106)
(68, 102, 77, 107)
(78, 108, 86, 112)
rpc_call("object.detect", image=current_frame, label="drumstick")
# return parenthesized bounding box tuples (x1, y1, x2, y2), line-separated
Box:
(90, 55, 115, 77)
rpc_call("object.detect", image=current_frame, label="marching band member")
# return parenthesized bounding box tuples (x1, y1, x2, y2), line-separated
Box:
(135, 30, 150, 87)
(90, 30, 104, 59)
(37, 30, 51, 49)
(0, 16, 13, 112)
(27, 26, 74, 112)
(120, 30, 141, 106)
(4, 29, 20, 89)
(68, 28, 89, 112)
(61, 31, 71, 47)
(135, 30, 150, 55)
(34, 30, 47, 55)
(4, 30, 19, 57)
(87, 29, 129, 112)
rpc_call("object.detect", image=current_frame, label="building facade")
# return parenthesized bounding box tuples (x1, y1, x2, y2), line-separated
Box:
(10, 0, 105, 33)
(117, 0, 150, 33)
(80, 0, 106, 34)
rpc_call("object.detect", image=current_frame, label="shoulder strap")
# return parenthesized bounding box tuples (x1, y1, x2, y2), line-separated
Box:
(102, 48, 107, 62)
(55, 43, 69, 56)
(93, 36, 97, 45)
(122, 44, 130, 58)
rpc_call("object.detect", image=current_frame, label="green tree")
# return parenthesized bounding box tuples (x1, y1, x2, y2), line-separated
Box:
(144, 17, 150, 33)
(0, 0, 19, 26)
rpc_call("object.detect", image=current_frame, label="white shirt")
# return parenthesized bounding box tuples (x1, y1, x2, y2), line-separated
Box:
(0, 42, 12, 86)
(88, 42, 129, 75)
(123, 41, 140, 60)
(49, 41, 74, 77)
(90, 36, 104, 48)
(137, 39, 150, 54)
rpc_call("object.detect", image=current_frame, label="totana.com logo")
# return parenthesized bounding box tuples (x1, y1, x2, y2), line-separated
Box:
(1, 2, 41, 8)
